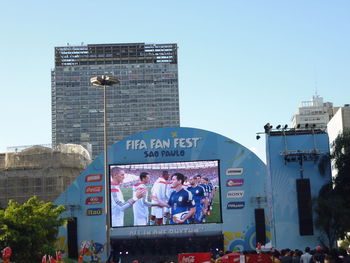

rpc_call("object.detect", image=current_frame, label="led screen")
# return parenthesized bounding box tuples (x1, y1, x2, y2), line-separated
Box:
(109, 160, 221, 228)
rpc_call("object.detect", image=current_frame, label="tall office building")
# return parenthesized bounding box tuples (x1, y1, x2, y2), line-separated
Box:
(327, 104, 350, 178)
(291, 95, 333, 129)
(52, 43, 180, 158)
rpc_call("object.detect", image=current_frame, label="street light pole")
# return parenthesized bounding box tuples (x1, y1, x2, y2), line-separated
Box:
(90, 75, 120, 259)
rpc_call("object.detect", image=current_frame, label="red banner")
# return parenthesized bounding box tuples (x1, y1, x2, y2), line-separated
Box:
(178, 252, 211, 263)
(219, 253, 241, 263)
(245, 254, 272, 263)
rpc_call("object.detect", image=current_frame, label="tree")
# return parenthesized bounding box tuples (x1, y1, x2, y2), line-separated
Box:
(0, 196, 65, 263)
(332, 129, 350, 203)
(315, 129, 350, 248)
(314, 182, 347, 249)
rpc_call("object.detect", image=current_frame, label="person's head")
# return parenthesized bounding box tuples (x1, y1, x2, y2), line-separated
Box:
(305, 247, 310, 253)
(140, 172, 150, 184)
(162, 170, 169, 180)
(316, 246, 322, 252)
(189, 175, 197, 186)
(196, 174, 202, 182)
(171, 173, 185, 187)
(111, 167, 125, 184)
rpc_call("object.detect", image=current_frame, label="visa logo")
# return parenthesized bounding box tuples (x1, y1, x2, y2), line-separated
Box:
(227, 202, 245, 209)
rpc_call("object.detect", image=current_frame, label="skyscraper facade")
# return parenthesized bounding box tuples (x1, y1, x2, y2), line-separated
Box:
(52, 43, 180, 158)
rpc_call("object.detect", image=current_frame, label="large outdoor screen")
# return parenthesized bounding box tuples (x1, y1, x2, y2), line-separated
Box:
(109, 160, 221, 228)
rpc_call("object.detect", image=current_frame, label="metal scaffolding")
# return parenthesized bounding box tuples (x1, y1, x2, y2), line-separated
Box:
(0, 144, 91, 208)
(55, 43, 178, 66)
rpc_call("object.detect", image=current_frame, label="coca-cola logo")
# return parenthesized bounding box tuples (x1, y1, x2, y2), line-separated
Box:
(181, 256, 195, 263)
(85, 174, 103, 183)
(85, 185, 103, 194)
(85, 196, 103, 205)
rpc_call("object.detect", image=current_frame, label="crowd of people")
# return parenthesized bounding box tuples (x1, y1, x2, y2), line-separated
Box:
(213, 246, 350, 263)
(110, 167, 218, 227)
(106, 245, 350, 263)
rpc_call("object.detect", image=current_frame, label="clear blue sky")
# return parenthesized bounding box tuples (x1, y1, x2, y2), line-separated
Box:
(1, 0, 349, 161)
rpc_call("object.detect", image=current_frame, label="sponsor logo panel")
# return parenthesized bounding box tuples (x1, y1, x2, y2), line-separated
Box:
(226, 179, 244, 187)
(85, 196, 103, 205)
(86, 208, 103, 216)
(226, 168, 243, 176)
(85, 174, 103, 183)
(227, 201, 245, 209)
(85, 185, 103, 194)
(226, 190, 244, 198)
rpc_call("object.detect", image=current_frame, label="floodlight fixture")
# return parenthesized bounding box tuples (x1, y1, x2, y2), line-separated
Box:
(90, 75, 120, 87)
(90, 75, 120, 259)
(276, 125, 281, 130)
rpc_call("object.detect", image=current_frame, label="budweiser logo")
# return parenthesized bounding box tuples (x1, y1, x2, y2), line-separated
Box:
(85, 174, 103, 183)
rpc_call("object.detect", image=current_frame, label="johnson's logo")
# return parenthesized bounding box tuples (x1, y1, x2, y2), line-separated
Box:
(226, 168, 243, 176)
(227, 190, 244, 198)
(85, 185, 103, 194)
(226, 179, 244, 187)
(85, 196, 103, 205)
(86, 208, 103, 216)
(227, 201, 245, 209)
(85, 174, 103, 183)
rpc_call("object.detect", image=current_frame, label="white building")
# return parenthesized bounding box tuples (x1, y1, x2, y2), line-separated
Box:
(291, 95, 333, 129)
(326, 104, 350, 178)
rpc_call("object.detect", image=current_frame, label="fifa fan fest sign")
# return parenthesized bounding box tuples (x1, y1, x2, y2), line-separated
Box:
(126, 137, 201, 158)
(55, 127, 269, 260)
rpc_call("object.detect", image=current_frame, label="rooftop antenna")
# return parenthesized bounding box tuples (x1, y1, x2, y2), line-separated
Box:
(314, 66, 319, 98)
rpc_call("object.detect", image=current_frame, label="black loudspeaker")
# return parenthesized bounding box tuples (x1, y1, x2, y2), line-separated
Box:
(296, 179, 314, 235)
(255, 208, 266, 245)
(67, 217, 79, 259)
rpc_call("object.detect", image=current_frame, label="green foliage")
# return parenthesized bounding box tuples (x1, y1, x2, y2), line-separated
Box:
(0, 196, 66, 263)
(315, 130, 350, 248)
(332, 130, 350, 202)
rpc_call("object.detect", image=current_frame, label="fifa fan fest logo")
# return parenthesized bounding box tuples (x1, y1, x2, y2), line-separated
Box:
(126, 137, 202, 158)
(126, 137, 201, 150)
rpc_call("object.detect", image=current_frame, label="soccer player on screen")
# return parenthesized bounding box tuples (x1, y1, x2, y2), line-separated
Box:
(150, 170, 169, 225)
(167, 173, 196, 224)
(187, 175, 207, 223)
(110, 167, 146, 227)
(132, 172, 154, 226)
